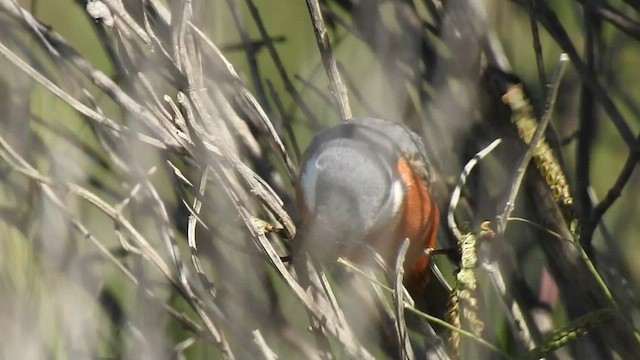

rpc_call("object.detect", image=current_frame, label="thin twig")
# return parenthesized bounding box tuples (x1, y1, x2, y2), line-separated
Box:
(496, 54, 569, 235)
(586, 133, 640, 241)
(586, 187, 639, 312)
(514, 0, 638, 152)
(102, 0, 152, 44)
(265, 79, 302, 164)
(577, 8, 600, 253)
(187, 167, 217, 302)
(305, 0, 352, 120)
(236, 209, 374, 359)
(0, 133, 236, 355)
(224, 0, 272, 113)
(393, 239, 415, 360)
(243, 0, 321, 126)
(188, 23, 298, 181)
(303, 260, 340, 358)
(448, 138, 503, 239)
(252, 330, 278, 360)
(575, 0, 640, 41)
(0, 0, 182, 148)
(220, 35, 286, 52)
(480, 258, 538, 352)
(528, 0, 546, 94)
(294, 74, 336, 110)
(404, 306, 512, 359)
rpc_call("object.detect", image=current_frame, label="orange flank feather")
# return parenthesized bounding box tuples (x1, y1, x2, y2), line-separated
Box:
(395, 156, 440, 296)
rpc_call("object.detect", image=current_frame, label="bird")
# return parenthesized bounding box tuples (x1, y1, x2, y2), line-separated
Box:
(295, 117, 440, 295)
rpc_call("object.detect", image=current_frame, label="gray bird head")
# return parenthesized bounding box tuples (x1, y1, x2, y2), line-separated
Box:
(296, 117, 431, 262)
